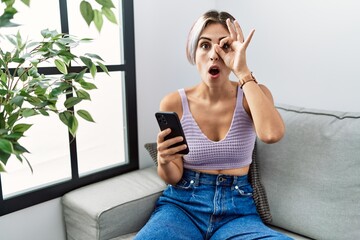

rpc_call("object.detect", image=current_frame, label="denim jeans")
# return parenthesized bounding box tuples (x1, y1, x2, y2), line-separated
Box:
(135, 169, 292, 240)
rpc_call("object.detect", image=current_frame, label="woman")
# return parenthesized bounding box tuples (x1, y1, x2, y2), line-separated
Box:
(135, 10, 290, 240)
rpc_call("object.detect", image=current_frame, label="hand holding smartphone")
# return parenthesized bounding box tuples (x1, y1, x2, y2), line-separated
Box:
(155, 112, 189, 155)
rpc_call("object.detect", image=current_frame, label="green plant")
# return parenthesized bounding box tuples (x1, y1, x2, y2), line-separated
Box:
(0, 0, 117, 31)
(0, 0, 117, 171)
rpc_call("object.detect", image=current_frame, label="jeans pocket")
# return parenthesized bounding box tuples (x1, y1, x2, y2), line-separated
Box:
(234, 184, 253, 197)
(174, 178, 194, 190)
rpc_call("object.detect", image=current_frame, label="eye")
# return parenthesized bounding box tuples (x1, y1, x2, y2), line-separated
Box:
(200, 42, 210, 50)
(222, 43, 230, 50)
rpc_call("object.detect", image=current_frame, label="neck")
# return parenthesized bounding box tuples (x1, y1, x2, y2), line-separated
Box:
(196, 81, 237, 102)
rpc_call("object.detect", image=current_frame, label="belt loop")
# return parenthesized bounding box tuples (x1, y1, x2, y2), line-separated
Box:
(194, 171, 200, 186)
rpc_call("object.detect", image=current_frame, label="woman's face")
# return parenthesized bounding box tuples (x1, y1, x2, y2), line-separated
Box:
(195, 23, 231, 85)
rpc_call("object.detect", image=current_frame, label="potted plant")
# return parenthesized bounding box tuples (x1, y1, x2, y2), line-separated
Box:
(0, 0, 117, 171)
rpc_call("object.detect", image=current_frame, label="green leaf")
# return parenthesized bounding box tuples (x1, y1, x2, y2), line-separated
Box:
(0, 147, 11, 164)
(13, 142, 30, 154)
(26, 96, 42, 106)
(76, 89, 91, 100)
(64, 97, 82, 108)
(17, 68, 28, 81)
(4, 132, 23, 141)
(10, 95, 24, 107)
(64, 73, 77, 80)
(35, 86, 47, 96)
(59, 111, 78, 136)
(0, 139, 14, 154)
(38, 109, 50, 116)
(59, 111, 71, 125)
(6, 35, 17, 46)
(85, 53, 104, 61)
(102, 7, 117, 24)
(80, 56, 93, 69)
(58, 50, 77, 60)
(13, 123, 32, 133)
(69, 115, 78, 136)
(22, 108, 38, 117)
(20, 0, 30, 7)
(0, 113, 5, 129)
(96, 61, 109, 75)
(0, 89, 7, 96)
(28, 67, 40, 78)
(90, 63, 97, 78)
(0, 161, 6, 172)
(80, 0, 94, 26)
(4, 104, 14, 115)
(57, 38, 77, 48)
(95, 0, 115, 8)
(7, 112, 19, 127)
(16, 31, 23, 49)
(41, 29, 51, 38)
(12, 57, 25, 63)
(55, 59, 68, 74)
(77, 109, 95, 122)
(93, 9, 103, 32)
(74, 69, 87, 82)
(79, 81, 97, 90)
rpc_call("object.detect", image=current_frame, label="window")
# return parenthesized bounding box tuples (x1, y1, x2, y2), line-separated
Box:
(0, 0, 138, 216)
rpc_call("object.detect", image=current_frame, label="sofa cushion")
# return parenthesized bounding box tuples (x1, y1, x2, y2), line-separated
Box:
(62, 167, 166, 240)
(144, 142, 272, 223)
(257, 104, 360, 240)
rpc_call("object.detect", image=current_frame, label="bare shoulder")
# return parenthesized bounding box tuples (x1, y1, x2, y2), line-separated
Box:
(159, 90, 183, 117)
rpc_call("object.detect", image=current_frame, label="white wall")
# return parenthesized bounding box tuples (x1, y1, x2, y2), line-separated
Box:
(1, 1, 360, 239)
(218, 0, 360, 112)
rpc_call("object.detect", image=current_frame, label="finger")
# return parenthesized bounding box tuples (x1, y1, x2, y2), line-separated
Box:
(234, 20, 245, 43)
(158, 144, 187, 160)
(157, 128, 171, 142)
(214, 44, 226, 60)
(242, 29, 255, 49)
(226, 18, 237, 40)
(158, 135, 184, 152)
(219, 37, 232, 51)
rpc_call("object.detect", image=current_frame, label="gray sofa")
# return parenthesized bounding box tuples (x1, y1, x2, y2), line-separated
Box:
(62, 104, 360, 240)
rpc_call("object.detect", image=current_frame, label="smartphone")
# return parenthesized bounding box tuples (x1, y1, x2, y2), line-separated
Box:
(155, 111, 189, 155)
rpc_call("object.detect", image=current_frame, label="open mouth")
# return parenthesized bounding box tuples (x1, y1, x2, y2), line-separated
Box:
(208, 67, 220, 76)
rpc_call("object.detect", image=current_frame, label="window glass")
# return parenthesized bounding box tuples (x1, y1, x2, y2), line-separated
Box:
(0, 0, 136, 216)
(66, 0, 124, 65)
(0, 94, 71, 199)
(0, 0, 61, 68)
(76, 72, 127, 175)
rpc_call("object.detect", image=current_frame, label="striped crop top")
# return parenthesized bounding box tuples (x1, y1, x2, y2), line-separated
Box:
(178, 87, 256, 170)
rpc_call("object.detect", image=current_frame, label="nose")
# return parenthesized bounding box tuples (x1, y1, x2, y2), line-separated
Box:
(209, 48, 219, 61)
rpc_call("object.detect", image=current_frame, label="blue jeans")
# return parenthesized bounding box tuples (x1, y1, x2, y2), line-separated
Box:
(135, 169, 292, 240)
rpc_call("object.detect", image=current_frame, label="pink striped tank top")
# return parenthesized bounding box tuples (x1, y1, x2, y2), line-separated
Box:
(178, 87, 256, 170)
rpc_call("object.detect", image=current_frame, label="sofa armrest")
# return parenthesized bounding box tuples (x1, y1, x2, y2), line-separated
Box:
(62, 166, 166, 240)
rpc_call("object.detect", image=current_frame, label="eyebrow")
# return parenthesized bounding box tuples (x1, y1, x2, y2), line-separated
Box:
(198, 36, 227, 42)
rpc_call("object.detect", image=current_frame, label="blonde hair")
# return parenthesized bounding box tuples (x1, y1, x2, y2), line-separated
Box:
(186, 10, 236, 65)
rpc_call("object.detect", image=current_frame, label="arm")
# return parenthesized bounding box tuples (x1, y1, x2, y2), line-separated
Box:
(215, 19, 285, 143)
(242, 82, 285, 143)
(156, 92, 186, 185)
